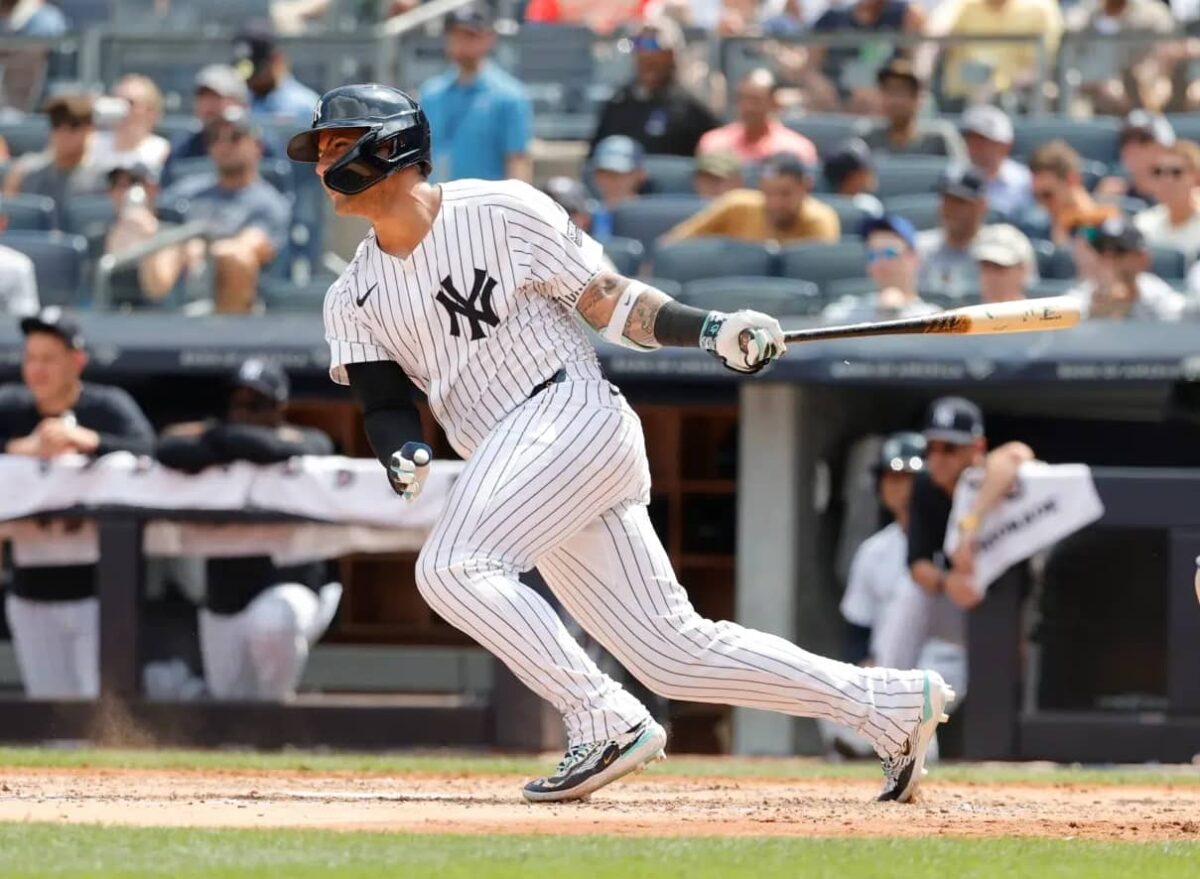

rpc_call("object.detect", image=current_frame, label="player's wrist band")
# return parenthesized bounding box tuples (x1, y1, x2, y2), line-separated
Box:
(654, 301, 717, 348)
(698, 311, 724, 353)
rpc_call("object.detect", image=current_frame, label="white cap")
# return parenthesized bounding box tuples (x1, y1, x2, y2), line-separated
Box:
(973, 223, 1035, 271)
(961, 105, 1013, 145)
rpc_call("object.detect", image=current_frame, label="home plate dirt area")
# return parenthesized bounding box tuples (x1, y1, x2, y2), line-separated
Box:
(1, 767, 1198, 841)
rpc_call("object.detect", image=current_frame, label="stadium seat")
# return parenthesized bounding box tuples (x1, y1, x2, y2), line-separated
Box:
(57, 0, 113, 29)
(1008, 116, 1121, 164)
(0, 115, 49, 157)
(155, 115, 199, 144)
(1035, 242, 1076, 280)
(651, 238, 775, 284)
(643, 277, 682, 299)
(824, 276, 877, 301)
(1150, 246, 1187, 281)
(883, 193, 942, 231)
(1, 194, 55, 232)
(643, 155, 697, 196)
(62, 194, 115, 259)
(1165, 113, 1200, 143)
(611, 196, 707, 250)
(779, 240, 869, 294)
(0, 231, 88, 305)
(505, 24, 595, 114)
(780, 112, 861, 157)
(872, 156, 949, 199)
(680, 276, 823, 316)
(603, 236, 645, 277)
(819, 195, 874, 238)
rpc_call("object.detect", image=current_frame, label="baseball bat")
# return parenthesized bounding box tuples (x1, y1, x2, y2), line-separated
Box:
(782, 296, 1081, 344)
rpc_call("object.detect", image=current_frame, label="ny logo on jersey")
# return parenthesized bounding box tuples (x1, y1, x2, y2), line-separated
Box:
(436, 268, 500, 341)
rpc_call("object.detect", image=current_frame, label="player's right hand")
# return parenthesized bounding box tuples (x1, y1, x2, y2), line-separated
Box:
(388, 441, 432, 502)
(702, 310, 787, 374)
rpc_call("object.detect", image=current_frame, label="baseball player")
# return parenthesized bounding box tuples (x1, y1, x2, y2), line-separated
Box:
(287, 83, 954, 803)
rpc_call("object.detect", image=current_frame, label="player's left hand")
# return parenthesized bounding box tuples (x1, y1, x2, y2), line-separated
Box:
(388, 441, 432, 502)
(703, 310, 786, 374)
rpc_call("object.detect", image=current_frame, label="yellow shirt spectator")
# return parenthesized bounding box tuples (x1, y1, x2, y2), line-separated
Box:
(663, 189, 841, 245)
(943, 0, 1063, 99)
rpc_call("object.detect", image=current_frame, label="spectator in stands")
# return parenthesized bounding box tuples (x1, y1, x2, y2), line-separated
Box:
(589, 135, 647, 209)
(1066, 0, 1174, 116)
(662, 152, 839, 244)
(157, 358, 341, 701)
(804, 1, 927, 114)
(692, 151, 743, 199)
(859, 57, 967, 160)
(102, 160, 183, 305)
(232, 20, 320, 124)
(590, 17, 719, 157)
(959, 105, 1031, 221)
(0, 0, 67, 36)
(1097, 111, 1175, 203)
(942, 0, 1063, 107)
(917, 165, 989, 300)
(4, 93, 106, 230)
(0, 308, 155, 699)
(908, 396, 1034, 610)
(973, 223, 1037, 302)
(1069, 216, 1186, 320)
(823, 138, 880, 201)
(824, 214, 938, 322)
(1134, 139, 1200, 261)
(1029, 140, 1119, 244)
(0, 200, 38, 315)
(155, 108, 291, 313)
(420, 5, 533, 183)
(695, 68, 817, 167)
(90, 75, 171, 177)
(524, 0, 643, 33)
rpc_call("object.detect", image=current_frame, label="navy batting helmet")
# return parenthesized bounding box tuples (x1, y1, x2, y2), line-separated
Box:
(873, 431, 926, 475)
(287, 83, 431, 195)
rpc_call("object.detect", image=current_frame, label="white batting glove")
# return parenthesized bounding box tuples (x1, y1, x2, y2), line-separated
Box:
(700, 310, 787, 374)
(388, 441, 432, 502)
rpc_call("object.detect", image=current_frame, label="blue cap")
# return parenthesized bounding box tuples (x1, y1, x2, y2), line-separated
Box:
(592, 135, 645, 174)
(861, 213, 917, 250)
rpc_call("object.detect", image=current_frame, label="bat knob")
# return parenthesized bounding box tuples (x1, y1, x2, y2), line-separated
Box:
(399, 441, 432, 466)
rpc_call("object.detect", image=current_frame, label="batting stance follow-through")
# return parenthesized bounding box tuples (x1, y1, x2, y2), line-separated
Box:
(287, 84, 954, 804)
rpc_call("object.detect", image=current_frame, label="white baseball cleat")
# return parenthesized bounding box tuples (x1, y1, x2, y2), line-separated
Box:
(522, 718, 668, 803)
(877, 670, 955, 804)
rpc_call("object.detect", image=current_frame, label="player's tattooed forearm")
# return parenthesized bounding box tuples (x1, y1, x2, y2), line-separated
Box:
(626, 296, 662, 347)
(576, 271, 630, 328)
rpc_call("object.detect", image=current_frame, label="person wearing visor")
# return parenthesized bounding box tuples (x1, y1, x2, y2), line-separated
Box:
(157, 358, 341, 701)
(420, 5, 533, 183)
(590, 18, 718, 157)
(0, 308, 154, 699)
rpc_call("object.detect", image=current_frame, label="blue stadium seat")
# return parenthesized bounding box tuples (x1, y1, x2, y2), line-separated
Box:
(611, 196, 707, 250)
(0, 231, 88, 305)
(1035, 242, 1076, 280)
(506, 24, 595, 113)
(780, 112, 860, 157)
(1165, 114, 1200, 143)
(1150, 246, 1187, 281)
(643, 155, 697, 196)
(819, 195, 874, 238)
(873, 156, 949, 199)
(824, 276, 877, 301)
(652, 238, 775, 284)
(1, 194, 55, 232)
(603, 236, 645, 277)
(680, 276, 823, 316)
(62, 194, 115, 259)
(643, 277, 682, 299)
(1008, 116, 1121, 164)
(882, 193, 942, 231)
(57, 0, 112, 29)
(0, 116, 49, 157)
(779, 240, 869, 293)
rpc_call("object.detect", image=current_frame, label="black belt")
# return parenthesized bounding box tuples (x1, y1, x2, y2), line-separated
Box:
(529, 368, 566, 399)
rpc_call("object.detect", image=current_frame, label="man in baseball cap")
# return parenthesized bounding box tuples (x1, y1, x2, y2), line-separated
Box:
(823, 213, 939, 324)
(918, 165, 990, 300)
(232, 20, 319, 123)
(693, 151, 743, 199)
(960, 105, 1031, 221)
(589, 135, 647, 210)
(823, 138, 878, 201)
(973, 224, 1036, 302)
(1070, 215, 1185, 321)
(861, 56, 965, 160)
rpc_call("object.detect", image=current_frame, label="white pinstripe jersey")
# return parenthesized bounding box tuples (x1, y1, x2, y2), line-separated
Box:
(324, 179, 607, 456)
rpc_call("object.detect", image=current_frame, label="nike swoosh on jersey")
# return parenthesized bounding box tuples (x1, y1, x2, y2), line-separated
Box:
(356, 283, 377, 307)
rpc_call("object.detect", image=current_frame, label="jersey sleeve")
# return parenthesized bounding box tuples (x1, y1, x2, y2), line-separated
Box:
(502, 183, 606, 308)
(323, 274, 393, 386)
(840, 539, 878, 628)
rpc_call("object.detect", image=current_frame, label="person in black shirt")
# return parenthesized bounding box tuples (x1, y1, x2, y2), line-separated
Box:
(0, 307, 155, 698)
(157, 358, 341, 701)
(907, 397, 1033, 611)
(588, 18, 718, 158)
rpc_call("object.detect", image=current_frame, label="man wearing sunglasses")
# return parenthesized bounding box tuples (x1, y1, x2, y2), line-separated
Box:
(1095, 111, 1174, 204)
(589, 18, 718, 158)
(157, 358, 341, 702)
(908, 396, 1034, 612)
(823, 213, 939, 323)
(1028, 139, 1119, 245)
(154, 107, 291, 313)
(1134, 139, 1200, 262)
(1068, 216, 1185, 321)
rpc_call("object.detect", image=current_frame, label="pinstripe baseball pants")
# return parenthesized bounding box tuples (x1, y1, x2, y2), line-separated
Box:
(416, 378, 928, 753)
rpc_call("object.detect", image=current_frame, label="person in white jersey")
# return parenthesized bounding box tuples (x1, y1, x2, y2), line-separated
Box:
(287, 83, 954, 804)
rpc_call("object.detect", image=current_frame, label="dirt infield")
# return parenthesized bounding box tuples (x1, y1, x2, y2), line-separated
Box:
(2, 767, 1199, 840)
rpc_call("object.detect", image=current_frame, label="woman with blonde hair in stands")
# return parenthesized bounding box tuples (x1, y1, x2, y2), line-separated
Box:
(90, 74, 171, 176)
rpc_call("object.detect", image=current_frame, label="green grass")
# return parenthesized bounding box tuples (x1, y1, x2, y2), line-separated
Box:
(0, 825, 1196, 879)
(0, 745, 1198, 787)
